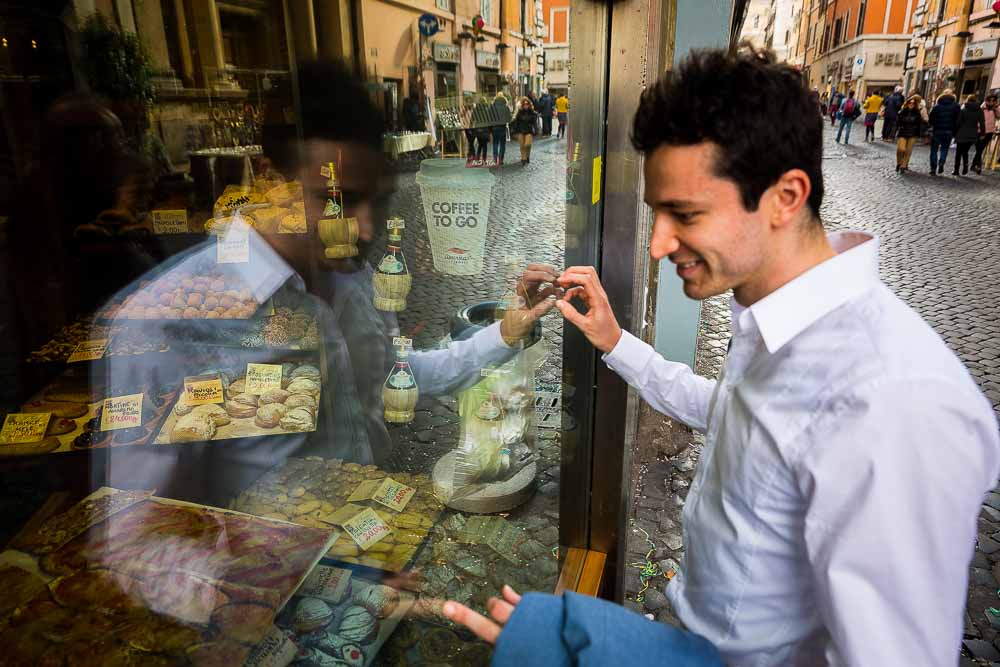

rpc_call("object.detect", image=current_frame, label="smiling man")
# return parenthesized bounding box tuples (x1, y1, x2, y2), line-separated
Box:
(444, 47, 1000, 666)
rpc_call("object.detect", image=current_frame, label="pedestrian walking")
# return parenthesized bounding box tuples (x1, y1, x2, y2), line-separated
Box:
(954, 94, 985, 176)
(810, 87, 823, 117)
(444, 45, 1000, 667)
(511, 97, 538, 165)
(555, 93, 569, 138)
(973, 94, 997, 173)
(835, 90, 861, 144)
(895, 96, 924, 172)
(863, 90, 883, 142)
(829, 90, 842, 126)
(928, 89, 960, 175)
(881, 86, 905, 141)
(537, 90, 555, 136)
(820, 90, 829, 117)
(491, 92, 511, 164)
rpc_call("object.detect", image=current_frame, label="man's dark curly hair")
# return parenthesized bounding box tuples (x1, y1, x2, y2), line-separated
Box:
(632, 46, 823, 220)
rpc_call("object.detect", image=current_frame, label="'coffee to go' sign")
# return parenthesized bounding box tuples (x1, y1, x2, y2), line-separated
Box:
(417, 159, 495, 276)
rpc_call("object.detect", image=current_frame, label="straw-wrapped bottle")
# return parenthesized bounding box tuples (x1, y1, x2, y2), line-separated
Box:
(317, 161, 359, 258)
(373, 217, 412, 311)
(383, 337, 418, 424)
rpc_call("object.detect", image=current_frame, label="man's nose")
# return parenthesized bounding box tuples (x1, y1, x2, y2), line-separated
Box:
(649, 217, 680, 261)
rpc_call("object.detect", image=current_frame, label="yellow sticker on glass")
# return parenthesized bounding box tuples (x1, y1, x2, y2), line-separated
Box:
(245, 363, 283, 394)
(342, 507, 392, 550)
(100, 394, 144, 431)
(592, 156, 602, 205)
(0, 413, 51, 444)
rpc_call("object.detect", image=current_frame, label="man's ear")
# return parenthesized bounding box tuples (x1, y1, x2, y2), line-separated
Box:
(769, 169, 812, 231)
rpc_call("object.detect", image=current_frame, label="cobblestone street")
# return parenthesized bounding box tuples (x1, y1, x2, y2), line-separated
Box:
(626, 123, 1000, 664)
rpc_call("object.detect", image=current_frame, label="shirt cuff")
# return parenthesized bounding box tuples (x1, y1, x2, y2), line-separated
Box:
(601, 330, 658, 384)
(481, 321, 518, 351)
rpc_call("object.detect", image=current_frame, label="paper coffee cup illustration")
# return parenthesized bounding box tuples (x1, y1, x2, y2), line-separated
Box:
(416, 158, 495, 275)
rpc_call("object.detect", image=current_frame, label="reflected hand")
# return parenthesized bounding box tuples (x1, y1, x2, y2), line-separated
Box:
(499, 263, 561, 346)
(555, 266, 623, 353)
(442, 584, 522, 644)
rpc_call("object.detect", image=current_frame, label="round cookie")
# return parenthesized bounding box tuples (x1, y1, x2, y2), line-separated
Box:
(352, 584, 400, 619)
(284, 394, 317, 411)
(258, 389, 290, 406)
(45, 418, 77, 436)
(191, 404, 231, 427)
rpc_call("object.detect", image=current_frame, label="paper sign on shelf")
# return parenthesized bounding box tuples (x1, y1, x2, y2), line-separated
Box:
(0, 413, 51, 444)
(322, 503, 367, 526)
(297, 564, 353, 603)
(347, 478, 416, 512)
(67, 339, 108, 363)
(245, 363, 283, 394)
(244, 625, 299, 667)
(100, 394, 144, 431)
(182, 375, 225, 406)
(151, 209, 189, 234)
(217, 223, 251, 263)
(342, 507, 393, 550)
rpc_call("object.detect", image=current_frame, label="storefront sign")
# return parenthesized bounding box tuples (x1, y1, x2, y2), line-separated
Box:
(245, 363, 283, 394)
(1, 413, 51, 444)
(924, 46, 941, 69)
(67, 338, 108, 362)
(873, 52, 904, 67)
(151, 209, 188, 234)
(965, 40, 998, 64)
(518, 56, 531, 72)
(476, 50, 500, 70)
(100, 394, 144, 431)
(434, 42, 460, 64)
(851, 54, 866, 79)
(548, 58, 568, 71)
(342, 507, 392, 550)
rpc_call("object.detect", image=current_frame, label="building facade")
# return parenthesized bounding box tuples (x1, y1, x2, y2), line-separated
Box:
(741, 0, 776, 47)
(540, 0, 570, 95)
(907, 0, 1000, 103)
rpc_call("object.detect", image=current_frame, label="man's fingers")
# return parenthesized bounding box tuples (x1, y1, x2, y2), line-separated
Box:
(528, 296, 557, 320)
(486, 597, 516, 625)
(555, 299, 588, 329)
(557, 269, 608, 301)
(501, 584, 522, 605)
(442, 601, 502, 644)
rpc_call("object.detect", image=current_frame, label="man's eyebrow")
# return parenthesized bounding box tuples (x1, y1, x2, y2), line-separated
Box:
(643, 198, 702, 210)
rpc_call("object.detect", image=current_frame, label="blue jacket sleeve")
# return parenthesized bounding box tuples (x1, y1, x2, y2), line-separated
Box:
(492, 592, 722, 667)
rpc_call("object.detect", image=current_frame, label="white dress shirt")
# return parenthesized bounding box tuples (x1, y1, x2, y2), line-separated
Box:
(604, 231, 1000, 666)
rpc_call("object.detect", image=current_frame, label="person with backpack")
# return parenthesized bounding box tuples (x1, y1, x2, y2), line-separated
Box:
(881, 86, 905, 141)
(829, 90, 842, 127)
(895, 95, 924, 173)
(953, 94, 986, 176)
(928, 89, 961, 175)
(835, 90, 861, 144)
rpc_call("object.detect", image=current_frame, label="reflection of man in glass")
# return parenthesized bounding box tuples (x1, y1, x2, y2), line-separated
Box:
(97, 61, 558, 500)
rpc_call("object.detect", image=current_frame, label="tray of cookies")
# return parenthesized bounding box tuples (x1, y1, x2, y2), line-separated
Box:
(230, 458, 444, 573)
(4, 375, 179, 456)
(0, 487, 338, 665)
(154, 361, 322, 445)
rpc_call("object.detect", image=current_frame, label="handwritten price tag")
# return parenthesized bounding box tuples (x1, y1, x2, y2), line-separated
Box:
(182, 375, 224, 406)
(151, 209, 189, 234)
(0, 413, 51, 444)
(391, 337, 413, 349)
(387, 217, 405, 230)
(245, 363, 283, 394)
(67, 339, 108, 363)
(371, 478, 416, 511)
(217, 224, 250, 263)
(342, 507, 392, 550)
(322, 503, 367, 526)
(100, 394, 144, 431)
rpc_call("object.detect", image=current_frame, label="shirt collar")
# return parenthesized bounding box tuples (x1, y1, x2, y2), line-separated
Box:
(732, 230, 879, 354)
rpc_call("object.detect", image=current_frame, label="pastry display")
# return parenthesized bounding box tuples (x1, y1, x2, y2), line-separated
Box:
(230, 458, 442, 571)
(26, 320, 110, 363)
(22, 400, 89, 420)
(352, 585, 400, 619)
(0, 488, 335, 665)
(290, 364, 321, 381)
(269, 574, 413, 667)
(45, 417, 77, 436)
(100, 269, 261, 321)
(0, 436, 62, 457)
(156, 361, 320, 444)
(279, 213, 306, 234)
